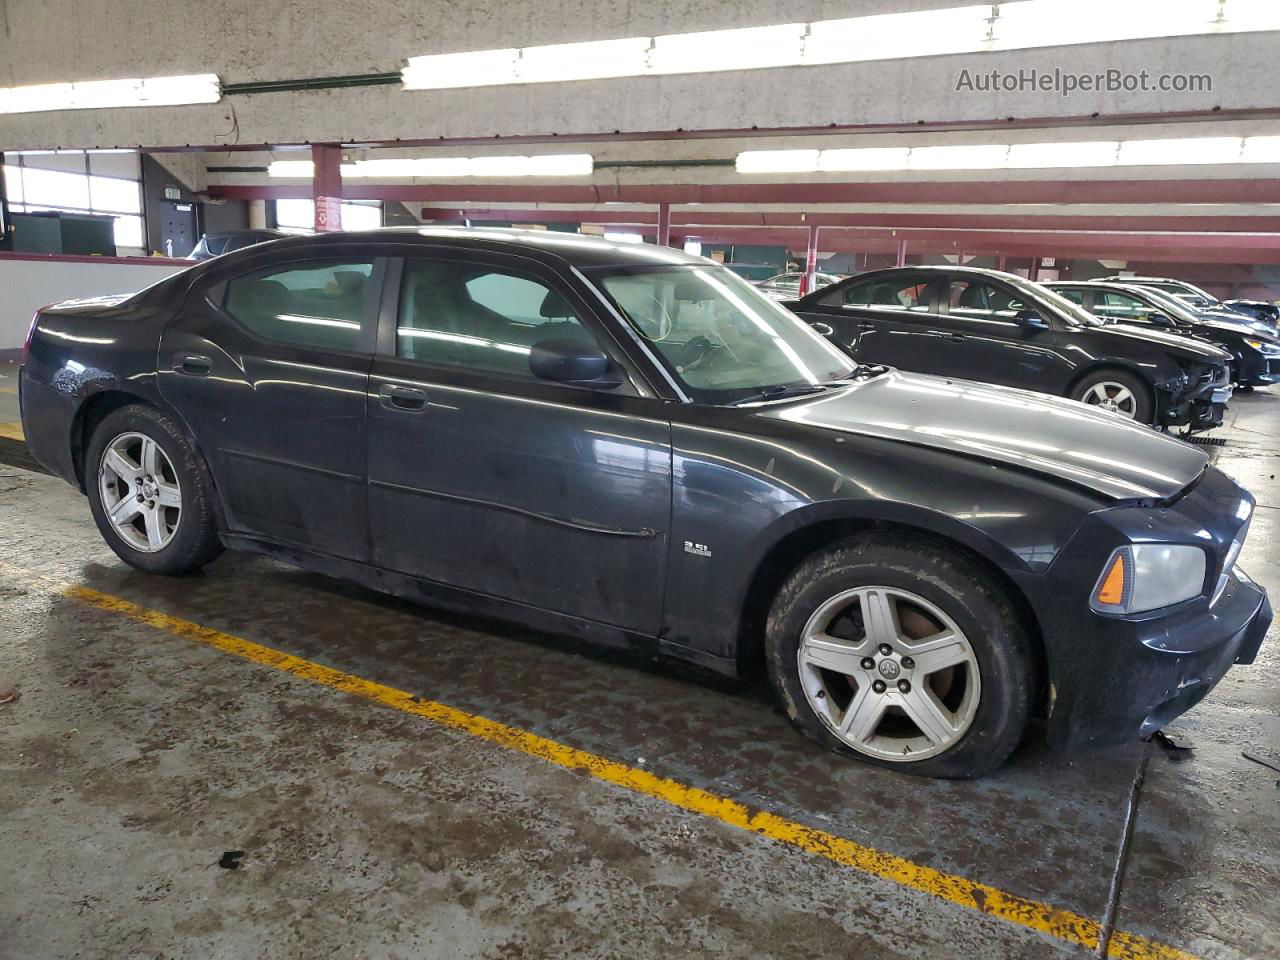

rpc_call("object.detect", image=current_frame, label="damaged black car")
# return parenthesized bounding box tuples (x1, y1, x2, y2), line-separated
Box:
(18, 229, 1272, 777)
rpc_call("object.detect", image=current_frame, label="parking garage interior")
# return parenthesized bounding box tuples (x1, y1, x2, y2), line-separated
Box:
(1, 3, 1279, 959)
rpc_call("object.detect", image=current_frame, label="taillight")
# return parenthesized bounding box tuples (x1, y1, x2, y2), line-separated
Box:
(21, 311, 41, 365)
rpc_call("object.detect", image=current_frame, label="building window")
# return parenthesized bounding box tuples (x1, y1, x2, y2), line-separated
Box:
(274, 198, 382, 234)
(2, 150, 145, 253)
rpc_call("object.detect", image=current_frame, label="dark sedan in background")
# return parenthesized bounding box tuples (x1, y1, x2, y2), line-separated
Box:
(1104, 275, 1280, 328)
(18, 229, 1270, 778)
(1047, 280, 1280, 390)
(789, 266, 1233, 431)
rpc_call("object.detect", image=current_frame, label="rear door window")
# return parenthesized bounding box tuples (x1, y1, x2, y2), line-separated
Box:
(827, 276, 933, 312)
(222, 261, 374, 351)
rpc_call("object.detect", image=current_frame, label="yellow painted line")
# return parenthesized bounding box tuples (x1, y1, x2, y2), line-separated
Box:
(0, 421, 24, 441)
(0, 384, 18, 394)
(4, 562, 1193, 960)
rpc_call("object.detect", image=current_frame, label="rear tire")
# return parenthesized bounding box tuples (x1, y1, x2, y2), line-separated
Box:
(1070, 369, 1154, 424)
(765, 534, 1034, 779)
(86, 404, 223, 575)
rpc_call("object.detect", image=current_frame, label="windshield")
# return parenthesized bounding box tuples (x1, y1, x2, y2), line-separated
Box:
(1142, 280, 1217, 307)
(591, 264, 857, 403)
(1008, 274, 1103, 327)
(1128, 287, 1200, 325)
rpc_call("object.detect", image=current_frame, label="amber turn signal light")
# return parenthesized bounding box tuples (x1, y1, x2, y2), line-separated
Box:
(1094, 552, 1127, 607)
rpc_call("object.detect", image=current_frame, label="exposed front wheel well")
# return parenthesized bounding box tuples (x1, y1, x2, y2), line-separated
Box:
(736, 518, 1048, 710)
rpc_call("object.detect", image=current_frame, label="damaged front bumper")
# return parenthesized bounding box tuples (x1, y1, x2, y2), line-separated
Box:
(1162, 365, 1231, 432)
(1046, 567, 1270, 751)
(1035, 465, 1270, 751)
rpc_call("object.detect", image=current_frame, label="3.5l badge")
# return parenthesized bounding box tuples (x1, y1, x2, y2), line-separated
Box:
(684, 540, 712, 558)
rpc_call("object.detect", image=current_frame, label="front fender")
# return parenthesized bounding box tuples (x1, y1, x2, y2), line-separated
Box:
(659, 420, 1099, 673)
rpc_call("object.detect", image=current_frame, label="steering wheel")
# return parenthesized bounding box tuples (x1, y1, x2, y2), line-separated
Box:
(673, 336, 719, 370)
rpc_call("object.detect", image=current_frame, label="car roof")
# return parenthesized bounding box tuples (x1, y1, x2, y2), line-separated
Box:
(225, 225, 710, 271)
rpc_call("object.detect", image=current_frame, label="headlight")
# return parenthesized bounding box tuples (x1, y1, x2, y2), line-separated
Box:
(1244, 338, 1280, 355)
(1091, 544, 1207, 615)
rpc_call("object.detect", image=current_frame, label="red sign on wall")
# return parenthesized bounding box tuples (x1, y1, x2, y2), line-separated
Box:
(315, 196, 343, 233)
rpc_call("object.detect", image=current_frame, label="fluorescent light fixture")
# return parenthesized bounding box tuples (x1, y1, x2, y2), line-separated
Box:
(1006, 141, 1120, 168)
(1117, 137, 1243, 165)
(737, 134, 1280, 174)
(0, 74, 220, 114)
(401, 1, 1280, 91)
(1241, 136, 1280, 163)
(516, 37, 651, 83)
(648, 23, 806, 74)
(908, 144, 1011, 170)
(522, 153, 594, 176)
(819, 147, 911, 172)
(604, 231, 645, 244)
(269, 155, 594, 179)
(736, 150, 820, 174)
(401, 48, 519, 90)
(267, 160, 316, 178)
(804, 6, 992, 64)
(992, 0, 1207, 50)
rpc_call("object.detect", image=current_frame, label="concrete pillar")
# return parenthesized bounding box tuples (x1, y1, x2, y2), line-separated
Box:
(248, 199, 267, 230)
(799, 223, 820, 296)
(657, 203, 671, 247)
(996, 254, 1008, 272)
(896, 239, 908, 268)
(312, 143, 343, 232)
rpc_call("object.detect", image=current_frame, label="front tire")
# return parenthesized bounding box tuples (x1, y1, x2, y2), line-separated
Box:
(86, 404, 223, 575)
(1070, 369, 1154, 424)
(765, 534, 1035, 779)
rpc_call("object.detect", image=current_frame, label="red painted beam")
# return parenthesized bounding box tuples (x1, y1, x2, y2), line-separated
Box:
(209, 179, 1280, 207)
(422, 206, 1280, 234)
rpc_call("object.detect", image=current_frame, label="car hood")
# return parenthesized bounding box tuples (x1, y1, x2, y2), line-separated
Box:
(1197, 315, 1279, 341)
(1095, 323, 1232, 362)
(1198, 309, 1277, 335)
(762, 371, 1209, 501)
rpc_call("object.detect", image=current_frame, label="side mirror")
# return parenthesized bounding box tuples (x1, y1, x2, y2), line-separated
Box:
(810, 321, 835, 338)
(529, 338, 621, 388)
(1147, 312, 1175, 329)
(1016, 308, 1050, 329)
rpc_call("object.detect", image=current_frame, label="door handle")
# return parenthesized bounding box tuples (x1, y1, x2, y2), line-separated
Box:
(857, 322, 877, 331)
(173, 352, 212, 376)
(948, 332, 968, 342)
(379, 384, 428, 412)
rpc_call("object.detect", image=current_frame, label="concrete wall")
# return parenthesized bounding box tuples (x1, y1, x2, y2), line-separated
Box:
(0, 255, 187, 349)
(0, 1, 1277, 149)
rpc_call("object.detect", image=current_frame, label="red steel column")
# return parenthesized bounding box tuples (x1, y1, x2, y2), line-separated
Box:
(896, 238, 908, 268)
(799, 223, 820, 296)
(657, 202, 671, 247)
(996, 254, 1008, 272)
(312, 143, 343, 232)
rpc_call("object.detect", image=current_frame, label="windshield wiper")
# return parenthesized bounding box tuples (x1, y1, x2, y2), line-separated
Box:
(729, 384, 829, 406)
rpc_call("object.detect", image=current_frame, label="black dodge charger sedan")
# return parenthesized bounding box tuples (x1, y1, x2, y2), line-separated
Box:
(790, 266, 1232, 430)
(18, 228, 1271, 778)
(1046, 280, 1280, 390)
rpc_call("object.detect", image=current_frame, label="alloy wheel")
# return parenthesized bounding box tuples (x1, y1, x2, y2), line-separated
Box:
(1080, 381, 1139, 419)
(797, 586, 981, 762)
(97, 432, 183, 553)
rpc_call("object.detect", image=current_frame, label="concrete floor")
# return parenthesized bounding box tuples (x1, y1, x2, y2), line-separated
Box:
(0, 363, 1277, 960)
